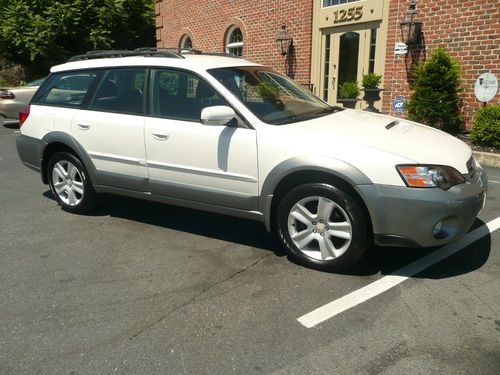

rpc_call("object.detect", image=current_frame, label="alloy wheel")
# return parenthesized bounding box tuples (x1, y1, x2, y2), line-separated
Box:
(287, 196, 352, 261)
(51, 160, 85, 206)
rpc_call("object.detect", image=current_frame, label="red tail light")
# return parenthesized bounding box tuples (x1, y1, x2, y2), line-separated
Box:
(19, 105, 30, 127)
(0, 90, 15, 100)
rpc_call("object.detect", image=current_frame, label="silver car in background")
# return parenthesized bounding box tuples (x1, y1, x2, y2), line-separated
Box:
(0, 78, 45, 124)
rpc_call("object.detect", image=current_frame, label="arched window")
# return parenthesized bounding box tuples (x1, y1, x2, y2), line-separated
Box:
(180, 34, 193, 50)
(225, 27, 243, 56)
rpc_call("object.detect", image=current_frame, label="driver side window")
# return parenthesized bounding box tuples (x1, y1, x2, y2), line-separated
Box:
(150, 69, 227, 122)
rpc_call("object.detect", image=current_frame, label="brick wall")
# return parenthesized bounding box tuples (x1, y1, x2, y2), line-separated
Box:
(155, 0, 313, 86)
(383, 0, 500, 129)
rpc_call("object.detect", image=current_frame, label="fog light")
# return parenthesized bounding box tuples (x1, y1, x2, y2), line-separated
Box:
(432, 221, 443, 236)
(432, 217, 460, 240)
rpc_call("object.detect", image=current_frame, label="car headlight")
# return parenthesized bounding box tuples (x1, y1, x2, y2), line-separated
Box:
(397, 165, 465, 190)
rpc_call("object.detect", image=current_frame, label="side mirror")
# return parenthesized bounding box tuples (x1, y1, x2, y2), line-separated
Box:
(201, 106, 236, 126)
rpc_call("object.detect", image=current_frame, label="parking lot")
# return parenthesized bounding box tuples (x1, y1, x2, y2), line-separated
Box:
(1, 122, 499, 374)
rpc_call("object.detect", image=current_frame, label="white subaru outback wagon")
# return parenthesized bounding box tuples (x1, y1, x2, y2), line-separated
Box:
(17, 49, 487, 271)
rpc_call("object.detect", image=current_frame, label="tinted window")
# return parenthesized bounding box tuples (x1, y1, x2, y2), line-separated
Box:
(209, 67, 334, 125)
(33, 71, 98, 107)
(150, 69, 227, 122)
(90, 68, 147, 115)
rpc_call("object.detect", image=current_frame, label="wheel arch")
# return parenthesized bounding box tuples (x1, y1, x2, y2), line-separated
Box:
(260, 157, 374, 233)
(40, 132, 96, 184)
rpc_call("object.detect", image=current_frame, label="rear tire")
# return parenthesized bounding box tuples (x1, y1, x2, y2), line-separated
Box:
(276, 183, 370, 272)
(47, 152, 98, 214)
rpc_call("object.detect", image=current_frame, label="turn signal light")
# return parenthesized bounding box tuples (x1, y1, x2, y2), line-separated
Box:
(397, 165, 465, 190)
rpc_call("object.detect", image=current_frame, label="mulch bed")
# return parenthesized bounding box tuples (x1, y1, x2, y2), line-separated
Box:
(456, 134, 499, 154)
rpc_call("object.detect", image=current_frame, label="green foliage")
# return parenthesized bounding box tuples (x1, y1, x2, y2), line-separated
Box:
(407, 48, 462, 133)
(361, 73, 382, 89)
(470, 105, 500, 148)
(339, 81, 359, 99)
(0, 66, 25, 86)
(0, 0, 155, 78)
(257, 82, 280, 98)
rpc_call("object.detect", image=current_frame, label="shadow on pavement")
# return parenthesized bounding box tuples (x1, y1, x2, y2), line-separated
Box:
(337, 218, 491, 278)
(43, 190, 491, 275)
(43, 190, 285, 256)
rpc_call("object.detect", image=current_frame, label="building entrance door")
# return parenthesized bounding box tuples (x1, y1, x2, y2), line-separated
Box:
(321, 23, 379, 109)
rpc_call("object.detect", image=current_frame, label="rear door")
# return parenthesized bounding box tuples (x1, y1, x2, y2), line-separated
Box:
(71, 68, 149, 191)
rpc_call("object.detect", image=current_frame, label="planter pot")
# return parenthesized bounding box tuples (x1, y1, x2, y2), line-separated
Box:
(337, 98, 358, 109)
(362, 88, 383, 113)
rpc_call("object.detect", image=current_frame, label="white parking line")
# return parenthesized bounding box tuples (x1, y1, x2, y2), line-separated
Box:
(298, 217, 500, 328)
(490, 180, 500, 184)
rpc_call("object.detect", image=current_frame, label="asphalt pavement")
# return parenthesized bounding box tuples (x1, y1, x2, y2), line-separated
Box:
(1, 123, 499, 374)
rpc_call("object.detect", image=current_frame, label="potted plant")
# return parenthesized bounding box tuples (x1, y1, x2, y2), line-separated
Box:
(361, 73, 383, 113)
(337, 81, 359, 109)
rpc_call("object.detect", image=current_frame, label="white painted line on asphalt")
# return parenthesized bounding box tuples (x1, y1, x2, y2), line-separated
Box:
(489, 180, 500, 184)
(298, 217, 500, 328)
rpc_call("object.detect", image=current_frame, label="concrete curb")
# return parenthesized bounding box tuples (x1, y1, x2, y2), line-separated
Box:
(473, 151, 500, 169)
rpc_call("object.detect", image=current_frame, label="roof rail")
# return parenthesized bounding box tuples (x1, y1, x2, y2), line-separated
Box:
(67, 47, 242, 62)
(191, 52, 241, 58)
(135, 47, 203, 55)
(67, 48, 184, 62)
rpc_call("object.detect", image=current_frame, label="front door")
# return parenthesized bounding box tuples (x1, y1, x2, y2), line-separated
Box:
(321, 24, 380, 109)
(144, 68, 259, 211)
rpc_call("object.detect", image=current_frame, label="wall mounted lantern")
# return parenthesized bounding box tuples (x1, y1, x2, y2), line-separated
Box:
(276, 25, 293, 55)
(399, 1, 422, 45)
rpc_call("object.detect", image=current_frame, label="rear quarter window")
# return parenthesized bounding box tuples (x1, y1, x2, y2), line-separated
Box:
(32, 71, 99, 108)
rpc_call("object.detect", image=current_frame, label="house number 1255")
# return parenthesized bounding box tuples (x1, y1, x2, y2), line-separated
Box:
(333, 6, 363, 23)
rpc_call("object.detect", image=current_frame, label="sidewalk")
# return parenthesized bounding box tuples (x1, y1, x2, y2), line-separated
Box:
(473, 151, 500, 169)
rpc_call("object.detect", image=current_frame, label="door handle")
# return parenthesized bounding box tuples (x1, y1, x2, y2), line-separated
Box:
(152, 132, 170, 141)
(77, 123, 91, 130)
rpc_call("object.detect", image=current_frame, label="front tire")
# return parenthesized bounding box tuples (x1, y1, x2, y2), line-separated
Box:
(47, 152, 97, 214)
(276, 183, 370, 272)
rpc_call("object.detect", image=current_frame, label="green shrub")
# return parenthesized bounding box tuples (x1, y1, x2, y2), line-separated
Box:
(0, 60, 26, 86)
(470, 105, 500, 148)
(339, 81, 359, 99)
(361, 73, 382, 89)
(407, 48, 462, 133)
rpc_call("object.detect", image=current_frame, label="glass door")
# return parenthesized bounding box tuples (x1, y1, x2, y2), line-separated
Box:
(321, 24, 377, 109)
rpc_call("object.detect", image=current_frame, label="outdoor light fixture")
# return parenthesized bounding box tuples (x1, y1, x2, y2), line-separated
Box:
(399, 0, 422, 45)
(276, 25, 293, 56)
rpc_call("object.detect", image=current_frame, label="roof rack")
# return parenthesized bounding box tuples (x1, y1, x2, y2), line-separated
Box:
(134, 48, 240, 58)
(67, 48, 184, 62)
(67, 47, 242, 62)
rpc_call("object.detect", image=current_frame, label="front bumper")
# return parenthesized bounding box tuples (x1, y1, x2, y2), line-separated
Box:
(356, 166, 487, 247)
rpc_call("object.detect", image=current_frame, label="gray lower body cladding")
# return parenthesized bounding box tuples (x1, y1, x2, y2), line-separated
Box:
(18, 133, 487, 249)
(16, 134, 44, 172)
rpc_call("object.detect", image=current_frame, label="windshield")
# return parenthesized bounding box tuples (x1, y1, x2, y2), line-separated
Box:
(208, 67, 342, 125)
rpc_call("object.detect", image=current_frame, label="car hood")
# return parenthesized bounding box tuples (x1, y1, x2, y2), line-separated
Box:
(289, 109, 472, 173)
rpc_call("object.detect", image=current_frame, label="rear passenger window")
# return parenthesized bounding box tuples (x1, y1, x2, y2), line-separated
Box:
(90, 68, 147, 115)
(151, 69, 227, 122)
(33, 71, 98, 107)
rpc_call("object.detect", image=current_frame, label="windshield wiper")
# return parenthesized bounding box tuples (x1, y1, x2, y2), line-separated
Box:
(273, 106, 344, 125)
(318, 105, 343, 114)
